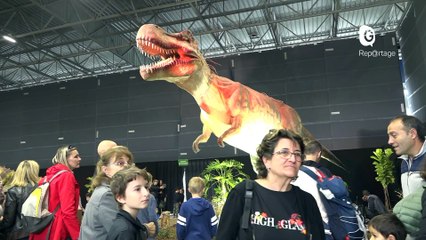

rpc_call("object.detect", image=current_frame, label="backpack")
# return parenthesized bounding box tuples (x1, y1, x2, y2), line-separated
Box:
(21, 170, 67, 234)
(300, 166, 366, 240)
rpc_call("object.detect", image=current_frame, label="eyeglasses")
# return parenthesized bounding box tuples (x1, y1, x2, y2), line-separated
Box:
(110, 161, 130, 167)
(272, 149, 304, 162)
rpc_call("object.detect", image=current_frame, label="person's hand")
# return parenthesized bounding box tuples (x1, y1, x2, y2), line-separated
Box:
(144, 222, 156, 237)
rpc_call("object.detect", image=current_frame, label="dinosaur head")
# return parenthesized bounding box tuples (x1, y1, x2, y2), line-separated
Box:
(136, 24, 206, 83)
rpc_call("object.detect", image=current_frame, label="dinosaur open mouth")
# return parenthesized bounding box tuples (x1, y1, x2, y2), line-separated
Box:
(136, 38, 196, 74)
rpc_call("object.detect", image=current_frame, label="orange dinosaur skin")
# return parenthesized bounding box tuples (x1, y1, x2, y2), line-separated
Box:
(136, 24, 338, 169)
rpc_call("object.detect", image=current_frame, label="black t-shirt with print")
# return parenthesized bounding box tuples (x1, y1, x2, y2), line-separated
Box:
(216, 180, 325, 240)
(251, 183, 309, 239)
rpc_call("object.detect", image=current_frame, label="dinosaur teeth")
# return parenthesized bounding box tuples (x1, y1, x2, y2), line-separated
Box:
(140, 57, 176, 72)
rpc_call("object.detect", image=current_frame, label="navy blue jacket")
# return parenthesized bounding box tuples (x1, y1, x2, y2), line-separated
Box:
(176, 197, 218, 240)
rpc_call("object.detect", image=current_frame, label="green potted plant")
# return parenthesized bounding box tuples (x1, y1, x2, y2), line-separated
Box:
(202, 159, 249, 215)
(370, 148, 396, 210)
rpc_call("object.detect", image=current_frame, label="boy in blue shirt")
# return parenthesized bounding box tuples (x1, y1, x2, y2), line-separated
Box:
(176, 177, 218, 240)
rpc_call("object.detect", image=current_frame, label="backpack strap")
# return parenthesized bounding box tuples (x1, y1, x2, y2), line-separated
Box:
(42, 170, 67, 240)
(300, 166, 348, 240)
(241, 180, 254, 230)
(43, 170, 68, 184)
(45, 205, 61, 240)
(300, 166, 320, 181)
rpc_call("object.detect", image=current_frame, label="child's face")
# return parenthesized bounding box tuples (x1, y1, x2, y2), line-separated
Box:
(369, 225, 390, 240)
(120, 175, 150, 210)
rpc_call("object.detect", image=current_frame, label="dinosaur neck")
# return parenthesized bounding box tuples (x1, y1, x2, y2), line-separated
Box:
(176, 69, 218, 105)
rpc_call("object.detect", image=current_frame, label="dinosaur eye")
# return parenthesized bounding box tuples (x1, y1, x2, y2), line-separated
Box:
(179, 30, 193, 41)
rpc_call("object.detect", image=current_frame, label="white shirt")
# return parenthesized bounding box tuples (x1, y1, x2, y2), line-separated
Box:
(293, 166, 331, 235)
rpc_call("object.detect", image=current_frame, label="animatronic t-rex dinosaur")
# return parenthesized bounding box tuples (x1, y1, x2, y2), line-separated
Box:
(135, 24, 342, 170)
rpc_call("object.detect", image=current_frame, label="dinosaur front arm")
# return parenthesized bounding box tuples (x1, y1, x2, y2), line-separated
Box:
(192, 125, 212, 153)
(217, 115, 242, 148)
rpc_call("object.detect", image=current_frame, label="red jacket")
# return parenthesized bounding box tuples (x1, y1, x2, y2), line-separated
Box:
(30, 164, 80, 240)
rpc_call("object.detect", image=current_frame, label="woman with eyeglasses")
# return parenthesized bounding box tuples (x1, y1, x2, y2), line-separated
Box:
(80, 146, 135, 239)
(30, 145, 82, 240)
(216, 129, 325, 240)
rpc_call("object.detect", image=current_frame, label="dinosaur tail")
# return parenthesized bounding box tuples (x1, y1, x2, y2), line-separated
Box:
(301, 126, 346, 171)
(320, 147, 346, 171)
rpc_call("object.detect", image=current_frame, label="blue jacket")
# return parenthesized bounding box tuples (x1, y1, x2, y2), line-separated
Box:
(176, 197, 218, 240)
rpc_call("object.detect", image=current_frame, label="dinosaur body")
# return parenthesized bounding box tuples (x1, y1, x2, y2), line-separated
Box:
(194, 74, 306, 157)
(136, 24, 337, 168)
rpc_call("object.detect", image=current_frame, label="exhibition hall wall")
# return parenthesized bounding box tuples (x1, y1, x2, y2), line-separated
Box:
(0, 31, 409, 207)
(0, 34, 403, 170)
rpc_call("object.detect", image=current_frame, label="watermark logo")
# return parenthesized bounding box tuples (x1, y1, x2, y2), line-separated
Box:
(358, 25, 375, 47)
(357, 25, 396, 58)
(359, 49, 396, 58)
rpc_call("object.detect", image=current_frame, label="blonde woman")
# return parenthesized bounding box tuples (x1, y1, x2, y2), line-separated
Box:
(80, 146, 135, 239)
(30, 145, 82, 240)
(0, 160, 40, 240)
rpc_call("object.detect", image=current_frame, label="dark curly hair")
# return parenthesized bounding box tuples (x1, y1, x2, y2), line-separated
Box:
(255, 129, 305, 178)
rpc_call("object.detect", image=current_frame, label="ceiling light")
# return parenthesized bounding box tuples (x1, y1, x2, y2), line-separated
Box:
(3, 35, 16, 43)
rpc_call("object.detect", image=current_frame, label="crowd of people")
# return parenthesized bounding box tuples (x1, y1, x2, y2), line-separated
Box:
(0, 114, 425, 240)
(0, 141, 164, 240)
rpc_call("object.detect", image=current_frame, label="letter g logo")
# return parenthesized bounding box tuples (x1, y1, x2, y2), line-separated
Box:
(359, 25, 375, 47)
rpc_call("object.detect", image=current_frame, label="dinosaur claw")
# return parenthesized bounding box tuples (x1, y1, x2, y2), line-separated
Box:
(217, 139, 225, 148)
(192, 143, 200, 153)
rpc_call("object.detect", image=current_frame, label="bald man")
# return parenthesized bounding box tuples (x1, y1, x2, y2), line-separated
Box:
(97, 140, 117, 157)
(92, 140, 117, 177)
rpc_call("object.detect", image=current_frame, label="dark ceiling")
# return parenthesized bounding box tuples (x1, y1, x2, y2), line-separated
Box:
(0, 0, 410, 91)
